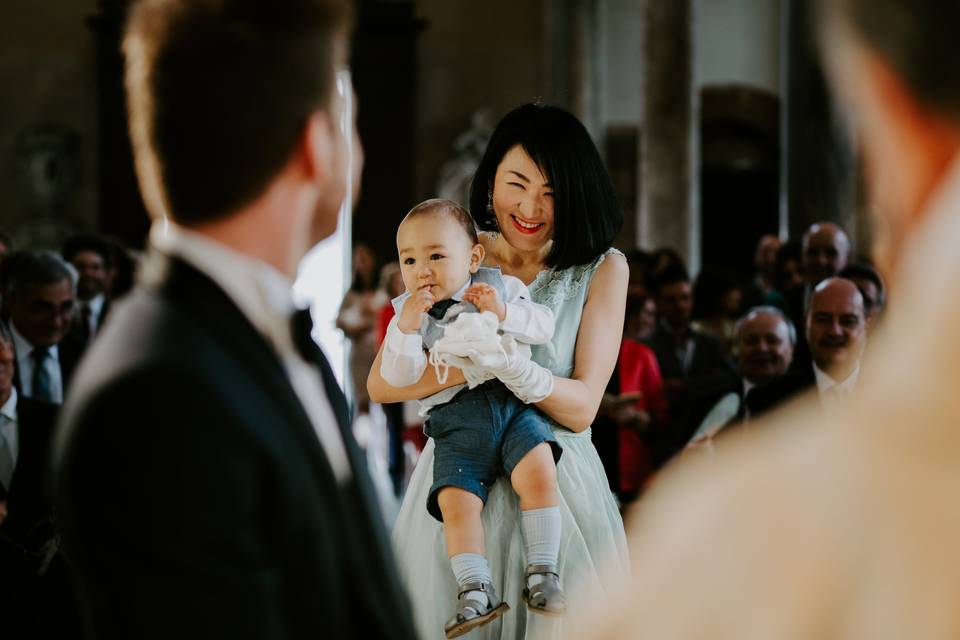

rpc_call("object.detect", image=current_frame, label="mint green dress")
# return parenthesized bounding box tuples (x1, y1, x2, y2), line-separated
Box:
(391, 249, 629, 640)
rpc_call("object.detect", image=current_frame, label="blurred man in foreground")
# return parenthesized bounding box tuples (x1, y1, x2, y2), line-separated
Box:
(593, 1, 960, 637)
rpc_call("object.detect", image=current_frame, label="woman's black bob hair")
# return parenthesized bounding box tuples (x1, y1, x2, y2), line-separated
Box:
(468, 103, 623, 269)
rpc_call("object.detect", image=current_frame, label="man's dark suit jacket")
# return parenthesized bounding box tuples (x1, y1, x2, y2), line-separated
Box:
(67, 297, 112, 348)
(53, 257, 416, 640)
(645, 325, 733, 383)
(644, 326, 736, 465)
(0, 395, 59, 539)
(673, 375, 745, 449)
(0, 396, 82, 637)
(745, 365, 817, 418)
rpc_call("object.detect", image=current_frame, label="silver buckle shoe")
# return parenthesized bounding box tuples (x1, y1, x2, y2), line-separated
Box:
(444, 580, 510, 638)
(523, 563, 567, 617)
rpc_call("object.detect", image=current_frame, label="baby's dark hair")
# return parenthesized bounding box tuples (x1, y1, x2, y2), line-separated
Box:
(403, 198, 479, 244)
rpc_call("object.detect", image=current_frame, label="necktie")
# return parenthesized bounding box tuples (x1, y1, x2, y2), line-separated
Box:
(81, 303, 94, 340)
(290, 307, 318, 363)
(427, 298, 458, 321)
(31, 347, 53, 403)
(0, 422, 13, 491)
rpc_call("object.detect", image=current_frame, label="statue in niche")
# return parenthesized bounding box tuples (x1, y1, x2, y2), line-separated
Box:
(436, 108, 493, 208)
(14, 123, 80, 247)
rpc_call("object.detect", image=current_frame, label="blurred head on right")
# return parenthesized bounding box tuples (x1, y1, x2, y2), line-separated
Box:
(817, 0, 960, 280)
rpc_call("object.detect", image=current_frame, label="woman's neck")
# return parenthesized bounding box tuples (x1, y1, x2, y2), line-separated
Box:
(482, 232, 552, 284)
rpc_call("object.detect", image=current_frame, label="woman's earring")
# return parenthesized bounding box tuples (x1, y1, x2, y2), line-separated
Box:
(486, 188, 498, 228)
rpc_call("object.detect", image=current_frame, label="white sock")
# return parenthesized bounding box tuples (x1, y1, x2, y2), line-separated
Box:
(521, 506, 561, 586)
(450, 553, 492, 608)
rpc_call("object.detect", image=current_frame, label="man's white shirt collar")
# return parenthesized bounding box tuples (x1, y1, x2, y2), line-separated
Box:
(146, 219, 352, 483)
(83, 293, 106, 317)
(0, 386, 18, 465)
(149, 220, 298, 355)
(813, 362, 860, 396)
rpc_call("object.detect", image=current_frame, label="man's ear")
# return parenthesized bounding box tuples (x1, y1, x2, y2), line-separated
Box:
(470, 242, 485, 273)
(299, 111, 334, 187)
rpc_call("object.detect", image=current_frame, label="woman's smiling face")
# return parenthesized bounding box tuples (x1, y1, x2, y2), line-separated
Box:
(490, 145, 555, 251)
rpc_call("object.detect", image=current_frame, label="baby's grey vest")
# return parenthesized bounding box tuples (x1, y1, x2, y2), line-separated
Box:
(390, 266, 507, 349)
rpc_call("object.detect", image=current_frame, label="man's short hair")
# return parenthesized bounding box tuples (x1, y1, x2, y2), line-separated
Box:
(838, 262, 886, 308)
(404, 198, 479, 245)
(818, 1, 960, 120)
(3, 250, 76, 300)
(649, 262, 690, 298)
(62, 234, 112, 267)
(735, 305, 798, 347)
(124, 0, 352, 224)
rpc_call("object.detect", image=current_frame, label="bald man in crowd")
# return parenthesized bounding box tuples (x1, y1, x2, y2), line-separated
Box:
(747, 278, 866, 417)
(683, 306, 796, 446)
(592, 0, 960, 636)
(782, 222, 852, 372)
(803, 222, 851, 289)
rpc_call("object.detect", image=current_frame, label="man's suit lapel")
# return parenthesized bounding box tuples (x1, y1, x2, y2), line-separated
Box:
(159, 257, 341, 490)
(293, 303, 415, 635)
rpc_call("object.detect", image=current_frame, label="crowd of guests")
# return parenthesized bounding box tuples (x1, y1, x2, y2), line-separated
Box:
(583, 222, 884, 505)
(0, 233, 139, 632)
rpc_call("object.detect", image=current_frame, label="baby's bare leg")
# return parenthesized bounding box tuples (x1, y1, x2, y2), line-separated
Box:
(509, 442, 559, 509)
(437, 487, 485, 556)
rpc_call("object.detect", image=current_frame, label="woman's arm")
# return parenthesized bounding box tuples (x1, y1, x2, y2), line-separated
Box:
(367, 340, 467, 403)
(535, 253, 629, 432)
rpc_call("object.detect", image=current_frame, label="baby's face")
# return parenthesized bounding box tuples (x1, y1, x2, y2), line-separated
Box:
(397, 213, 482, 302)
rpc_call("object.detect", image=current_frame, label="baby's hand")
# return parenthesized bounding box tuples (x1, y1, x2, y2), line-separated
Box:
(463, 283, 505, 322)
(398, 289, 434, 334)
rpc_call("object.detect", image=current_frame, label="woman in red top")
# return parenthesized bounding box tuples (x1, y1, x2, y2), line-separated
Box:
(593, 291, 669, 504)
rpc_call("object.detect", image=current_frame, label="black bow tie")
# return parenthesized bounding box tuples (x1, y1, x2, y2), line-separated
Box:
(427, 298, 458, 320)
(290, 306, 351, 428)
(290, 307, 318, 362)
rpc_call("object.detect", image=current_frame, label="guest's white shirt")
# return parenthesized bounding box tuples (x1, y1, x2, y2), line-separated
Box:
(148, 220, 352, 483)
(813, 362, 860, 409)
(0, 387, 19, 471)
(10, 324, 63, 404)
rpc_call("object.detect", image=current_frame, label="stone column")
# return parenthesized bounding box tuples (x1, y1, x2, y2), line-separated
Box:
(638, 0, 699, 273)
(544, 0, 604, 140)
(780, 0, 857, 242)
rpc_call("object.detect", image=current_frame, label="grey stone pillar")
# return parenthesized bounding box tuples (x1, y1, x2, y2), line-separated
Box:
(639, 0, 699, 273)
(780, 0, 857, 242)
(544, 0, 604, 141)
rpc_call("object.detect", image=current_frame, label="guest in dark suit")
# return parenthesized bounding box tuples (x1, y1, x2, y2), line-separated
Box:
(644, 264, 736, 465)
(748, 277, 866, 418)
(684, 305, 796, 447)
(0, 332, 80, 637)
(4, 250, 83, 405)
(52, 2, 416, 639)
(62, 234, 112, 347)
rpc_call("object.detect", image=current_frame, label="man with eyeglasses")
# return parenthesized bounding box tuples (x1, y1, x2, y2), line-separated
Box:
(4, 250, 82, 405)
